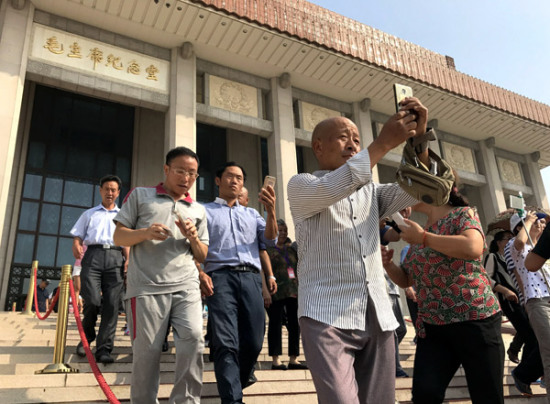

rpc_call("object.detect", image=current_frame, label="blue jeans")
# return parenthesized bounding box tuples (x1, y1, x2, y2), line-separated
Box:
(207, 269, 265, 404)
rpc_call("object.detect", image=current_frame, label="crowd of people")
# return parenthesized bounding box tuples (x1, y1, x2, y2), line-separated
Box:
(57, 95, 550, 404)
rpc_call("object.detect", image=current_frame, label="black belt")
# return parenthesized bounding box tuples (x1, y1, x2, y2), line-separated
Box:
(87, 244, 123, 251)
(224, 265, 259, 273)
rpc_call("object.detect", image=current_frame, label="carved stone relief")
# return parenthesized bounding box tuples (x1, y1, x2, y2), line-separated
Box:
(300, 101, 341, 132)
(209, 75, 258, 118)
(497, 157, 524, 185)
(441, 142, 476, 173)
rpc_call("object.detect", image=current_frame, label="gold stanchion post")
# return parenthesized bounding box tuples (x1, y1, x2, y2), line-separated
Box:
(36, 264, 79, 374)
(22, 260, 38, 316)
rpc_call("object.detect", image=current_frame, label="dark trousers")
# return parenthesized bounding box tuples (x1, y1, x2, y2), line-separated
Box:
(207, 269, 265, 404)
(266, 297, 300, 357)
(390, 295, 407, 373)
(502, 300, 544, 383)
(412, 313, 504, 404)
(81, 248, 124, 356)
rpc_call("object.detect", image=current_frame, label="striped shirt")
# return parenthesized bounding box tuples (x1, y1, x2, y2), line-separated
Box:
(287, 148, 417, 331)
(504, 238, 550, 304)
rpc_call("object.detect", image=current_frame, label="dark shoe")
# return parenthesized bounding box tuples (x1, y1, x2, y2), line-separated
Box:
(162, 340, 169, 352)
(287, 363, 308, 370)
(396, 369, 409, 378)
(243, 372, 257, 389)
(96, 353, 114, 364)
(76, 342, 86, 358)
(512, 369, 533, 396)
(271, 363, 288, 370)
(507, 348, 520, 364)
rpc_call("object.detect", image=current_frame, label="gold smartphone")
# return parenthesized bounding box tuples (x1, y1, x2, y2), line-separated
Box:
(393, 83, 413, 112)
(263, 175, 276, 189)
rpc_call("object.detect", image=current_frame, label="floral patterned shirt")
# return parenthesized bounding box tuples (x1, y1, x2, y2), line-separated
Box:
(266, 243, 299, 301)
(402, 207, 500, 337)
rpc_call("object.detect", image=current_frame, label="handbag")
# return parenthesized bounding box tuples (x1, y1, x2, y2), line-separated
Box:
(396, 130, 455, 206)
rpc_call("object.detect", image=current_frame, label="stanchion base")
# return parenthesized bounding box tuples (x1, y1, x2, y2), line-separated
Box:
(36, 363, 79, 374)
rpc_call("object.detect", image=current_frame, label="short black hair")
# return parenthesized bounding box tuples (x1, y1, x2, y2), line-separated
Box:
(166, 147, 200, 166)
(100, 175, 122, 189)
(216, 162, 247, 182)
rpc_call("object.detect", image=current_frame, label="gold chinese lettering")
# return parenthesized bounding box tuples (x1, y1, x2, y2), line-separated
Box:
(145, 65, 159, 81)
(127, 60, 140, 75)
(88, 47, 104, 70)
(106, 54, 123, 70)
(44, 37, 64, 54)
(67, 42, 82, 58)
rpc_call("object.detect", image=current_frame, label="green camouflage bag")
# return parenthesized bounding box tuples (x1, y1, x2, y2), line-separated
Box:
(396, 131, 455, 206)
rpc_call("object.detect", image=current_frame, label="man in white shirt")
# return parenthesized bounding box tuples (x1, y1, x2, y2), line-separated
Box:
(287, 97, 432, 404)
(70, 175, 128, 364)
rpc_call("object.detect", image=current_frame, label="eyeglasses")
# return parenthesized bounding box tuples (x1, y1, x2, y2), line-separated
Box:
(170, 167, 199, 179)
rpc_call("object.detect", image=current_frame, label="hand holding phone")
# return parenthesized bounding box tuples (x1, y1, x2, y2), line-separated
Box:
(393, 83, 414, 113)
(391, 212, 409, 229)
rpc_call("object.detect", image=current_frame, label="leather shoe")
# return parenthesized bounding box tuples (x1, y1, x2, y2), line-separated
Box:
(287, 363, 308, 370)
(243, 372, 257, 389)
(76, 342, 85, 358)
(96, 353, 114, 364)
(507, 348, 520, 364)
(271, 363, 288, 370)
(512, 369, 533, 396)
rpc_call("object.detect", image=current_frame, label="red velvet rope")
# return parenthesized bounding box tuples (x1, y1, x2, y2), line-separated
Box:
(32, 267, 60, 320)
(68, 277, 120, 404)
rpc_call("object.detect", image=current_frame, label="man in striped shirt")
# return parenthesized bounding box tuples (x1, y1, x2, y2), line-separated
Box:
(288, 97, 432, 404)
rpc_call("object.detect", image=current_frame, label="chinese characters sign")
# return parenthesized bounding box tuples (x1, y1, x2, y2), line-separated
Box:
(31, 24, 169, 93)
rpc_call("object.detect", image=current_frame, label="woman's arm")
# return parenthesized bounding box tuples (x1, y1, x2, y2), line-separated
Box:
(381, 246, 412, 288)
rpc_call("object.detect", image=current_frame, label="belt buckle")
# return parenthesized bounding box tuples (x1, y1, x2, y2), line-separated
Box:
(102, 244, 110, 250)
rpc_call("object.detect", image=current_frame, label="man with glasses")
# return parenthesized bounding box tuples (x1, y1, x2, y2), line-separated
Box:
(198, 162, 277, 404)
(113, 147, 209, 403)
(70, 175, 128, 364)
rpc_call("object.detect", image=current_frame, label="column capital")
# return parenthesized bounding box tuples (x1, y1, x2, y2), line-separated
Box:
(484, 137, 496, 148)
(531, 151, 541, 162)
(11, 0, 27, 10)
(427, 119, 438, 129)
(359, 98, 371, 112)
(278, 72, 291, 89)
(179, 42, 194, 60)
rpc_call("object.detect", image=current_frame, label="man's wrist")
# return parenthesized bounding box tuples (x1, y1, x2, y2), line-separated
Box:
(268, 276, 276, 280)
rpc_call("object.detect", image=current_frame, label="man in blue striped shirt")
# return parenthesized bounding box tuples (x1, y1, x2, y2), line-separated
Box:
(288, 97, 432, 404)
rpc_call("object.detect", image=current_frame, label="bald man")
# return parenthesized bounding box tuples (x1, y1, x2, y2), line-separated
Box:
(288, 98, 432, 404)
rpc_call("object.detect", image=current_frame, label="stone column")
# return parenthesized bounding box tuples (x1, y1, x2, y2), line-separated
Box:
(165, 43, 197, 195)
(0, 1, 33, 306)
(478, 137, 507, 219)
(352, 98, 378, 182)
(268, 73, 297, 237)
(525, 151, 549, 209)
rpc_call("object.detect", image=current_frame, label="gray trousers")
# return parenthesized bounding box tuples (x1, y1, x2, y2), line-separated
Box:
(525, 296, 550, 403)
(299, 297, 395, 404)
(127, 289, 204, 404)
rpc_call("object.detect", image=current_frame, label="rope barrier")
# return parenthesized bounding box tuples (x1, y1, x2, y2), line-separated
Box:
(32, 266, 60, 320)
(68, 277, 120, 404)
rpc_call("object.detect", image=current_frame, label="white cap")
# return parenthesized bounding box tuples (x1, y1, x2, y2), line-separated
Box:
(510, 213, 524, 233)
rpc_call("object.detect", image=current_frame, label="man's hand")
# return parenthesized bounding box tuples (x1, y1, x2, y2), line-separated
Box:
(259, 185, 276, 212)
(145, 223, 172, 241)
(176, 219, 199, 241)
(72, 238, 83, 260)
(199, 271, 214, 297)
(399, 97, 428, 137)
(268, 278, 277, 295)
(380, 245, 394, 269)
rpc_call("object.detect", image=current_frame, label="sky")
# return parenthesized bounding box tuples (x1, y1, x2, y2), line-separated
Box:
(312, 0, 550, 200)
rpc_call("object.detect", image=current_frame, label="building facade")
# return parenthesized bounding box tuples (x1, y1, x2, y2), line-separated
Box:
(0, 0, 549, 309)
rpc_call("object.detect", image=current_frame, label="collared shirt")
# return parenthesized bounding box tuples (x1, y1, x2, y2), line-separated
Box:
(203, 197, 276, 273)
(70, 204, 120, 245)
(114, 184, 209, 299)
(287, 148, 417, 332)
(505, 238, 550, 304)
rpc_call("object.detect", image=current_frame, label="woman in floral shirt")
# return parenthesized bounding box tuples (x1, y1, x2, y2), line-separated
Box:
(382, 185, 503, 404)
(266, 219, 307, 370)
